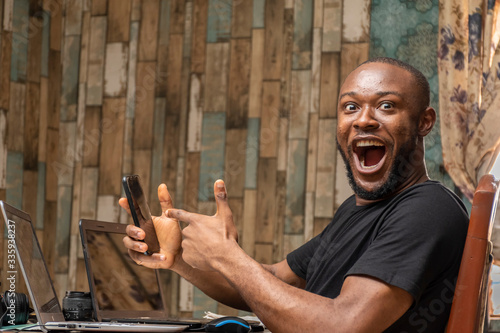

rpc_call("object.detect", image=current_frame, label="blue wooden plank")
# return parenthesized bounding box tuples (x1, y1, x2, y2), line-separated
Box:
(36, 162, 46, 229)
(6, 151, 23, 209)
(60, 35, 81, 121)
(198, 112, 226, 201)
(253, 0, 265, 28)
(10, 0, 29, 82)
(206, 0, 232, 43)
(41, 11, 50, 77)
(193, 287, 217, 318)
(245, 118, 260, 189)
(285, 139, 307, 234)
(292, 0, 313, 70)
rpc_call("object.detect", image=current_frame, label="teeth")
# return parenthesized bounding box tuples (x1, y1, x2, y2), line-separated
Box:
(356, 140, 384, 147)
(360, 160, 378, 169)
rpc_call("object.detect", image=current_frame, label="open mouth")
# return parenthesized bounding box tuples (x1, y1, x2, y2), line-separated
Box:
(353, 140, 386, 170)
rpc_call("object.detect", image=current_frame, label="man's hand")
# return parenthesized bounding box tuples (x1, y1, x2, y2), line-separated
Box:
(119, 184, 182, 270)
(166, 179, 238, 271)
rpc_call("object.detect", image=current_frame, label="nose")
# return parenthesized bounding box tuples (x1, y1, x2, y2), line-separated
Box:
(353, 106, 379, 131)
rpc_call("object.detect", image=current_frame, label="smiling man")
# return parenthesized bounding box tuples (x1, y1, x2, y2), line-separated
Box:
(120, 58, 468, 332)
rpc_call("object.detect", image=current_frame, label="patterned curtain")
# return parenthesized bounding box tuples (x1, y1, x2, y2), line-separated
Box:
(438, 0, 500, 200)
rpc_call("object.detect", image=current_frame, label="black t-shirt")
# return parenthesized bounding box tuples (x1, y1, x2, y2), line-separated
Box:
(286, 181, 468, 332)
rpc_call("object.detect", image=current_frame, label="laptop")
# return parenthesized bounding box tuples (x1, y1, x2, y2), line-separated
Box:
(0, 201, 188, 332)
(79, 219, 202, 329)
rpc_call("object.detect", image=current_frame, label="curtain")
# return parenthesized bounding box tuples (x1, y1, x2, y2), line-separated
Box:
(438, 0, 500, 200)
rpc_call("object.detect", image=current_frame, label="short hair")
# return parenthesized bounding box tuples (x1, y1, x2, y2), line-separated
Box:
(360, 57, 430, 110)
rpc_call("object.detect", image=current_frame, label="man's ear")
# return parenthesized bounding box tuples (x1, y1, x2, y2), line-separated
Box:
(418, 107, 436, 137)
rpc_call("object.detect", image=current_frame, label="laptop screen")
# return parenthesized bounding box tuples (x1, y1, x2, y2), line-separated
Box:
(0, 201, 65, 323)
(85, 229, 163, 311)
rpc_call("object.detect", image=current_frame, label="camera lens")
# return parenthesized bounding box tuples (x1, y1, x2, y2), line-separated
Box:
(62, 291, 93, 321)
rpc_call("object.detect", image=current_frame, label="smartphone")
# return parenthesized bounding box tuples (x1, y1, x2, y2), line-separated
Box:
(122, 175, 160, 255)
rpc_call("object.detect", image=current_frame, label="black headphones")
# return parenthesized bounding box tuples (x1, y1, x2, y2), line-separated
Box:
(0, 291, 31, 327)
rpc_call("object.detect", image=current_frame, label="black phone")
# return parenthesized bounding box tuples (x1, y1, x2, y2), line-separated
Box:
(122, 175, 160, 255)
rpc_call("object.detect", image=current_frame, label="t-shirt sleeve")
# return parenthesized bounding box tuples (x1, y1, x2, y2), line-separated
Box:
(346, 185, 468, 303)
(287, 232, 323, 280)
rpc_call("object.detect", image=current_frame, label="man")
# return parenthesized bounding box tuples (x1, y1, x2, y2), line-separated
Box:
(120, 58, 468, 332)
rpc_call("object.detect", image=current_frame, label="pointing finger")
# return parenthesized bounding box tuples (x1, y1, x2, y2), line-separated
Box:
(214, 180, 231, 217)
(166, 209, 201, 224)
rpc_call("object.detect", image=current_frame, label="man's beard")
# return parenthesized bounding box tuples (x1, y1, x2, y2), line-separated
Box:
(337, 137, 418, 201)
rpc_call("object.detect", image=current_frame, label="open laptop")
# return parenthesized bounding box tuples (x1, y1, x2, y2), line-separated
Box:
(79, 219, 202, 329)
(0, 201, 188, 332)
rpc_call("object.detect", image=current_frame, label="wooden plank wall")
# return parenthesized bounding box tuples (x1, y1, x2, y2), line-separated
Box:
(0, 0, 371, 316)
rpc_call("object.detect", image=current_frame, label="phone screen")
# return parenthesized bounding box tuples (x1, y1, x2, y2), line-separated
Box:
(122, 175, 161, 255)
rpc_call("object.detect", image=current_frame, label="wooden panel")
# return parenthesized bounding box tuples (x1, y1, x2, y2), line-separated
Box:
(98, 98, 125, 195)
(96, 194, 120, 222)
(248, 29, 264, 118)
(0, 31, 12, 109)
(107, 0, 131, 42)
(79, 11, 90, 83)
(104, 42, 128, 97)
(80, 167, 98, 219)
(177, 62, 190, 158)
(131, 0, 141, 21)
(306, 113, 318, 192)
(36, 162, 46, 229)
(158, 0, 171, 47)
(245, 118, 259, 189)
(313, 217, 331, 237)
(47, 49, 61, 129)
(82, 106, 101, 167)
(198, 112, 225, 201)
(182, 1, 192, 58)
(38, 78, 48, 162)
(274, 170, 286, 261)
(314, 0, 323, 28)
(10, 0, 29, 82)
(49, 0, 63, 51)
(150, 97, 166, 208)
(55, 185, 72, 273)
(3, 0, 13, 31)
(60, 35, 80, 121)
(166, 34, 183, 115)
(91, 0, 107, 15)
(206, 0, 231, 43)
(187, 73, 204, 152)
(86, 16, 106, 106)
(335, 150, 352, 209)
(174, 156, 185, 209)
(254, 243, 273, 264)
(259, 81, 280, 158)
(342, 0, 370, 43)
(43, 200, 57, 273)
(45, 128, 59, 201)
(122, 117, 133, 175)
(256, 158, 277, 243)
(27, 11, 43, 83)
(179, 277, 194, 312)
(162, 115, 180, 196)
(231, 0, 252, 38)
(191, 0, 208, 73)
(126, 22, 138, 118)
(134, 61, 156, 149)
(6, 152, 23, 212)
(253, 0, 265, 28)
(241, 189, 256, 257)
(193, 287, 217, 318)
(183, 152, 200, 211)
(304, 191, 314, 241)
(224, 129, 247, 198)
(40, 10, 50, 77)
(314, 118, 336, 217)
(280, 9, 293, 117)
(138, 0, 159, 61)
(22, 170, 37, 216)
(7, 82, 25, 151)
(23, 82, 40, 170)
(155, 0, 171, 97)
(310, 28, 321, 114)
(292, 0, 313, 70)
(132, 149, 152, 202)
(64, 0, 82, 36)
(319, 52, 339, 118)
(289, 70, 311, 139)
(57, 122, 76, 186)
(0, 110, 6, 188)
(227, 38, 251, 129)
(169, 0, 185, 34)
(340, 42, 370, 83)
(275, 117, 289, 173)
(285, 139, 306, 234)
(203, 42, 229, 112)
(263, 0, 284, 80)
(322, 0, 341, 52)
(283, 234, 304, 256)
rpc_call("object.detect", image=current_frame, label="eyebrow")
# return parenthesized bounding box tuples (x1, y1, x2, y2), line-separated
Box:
(338, 91, 404, 100)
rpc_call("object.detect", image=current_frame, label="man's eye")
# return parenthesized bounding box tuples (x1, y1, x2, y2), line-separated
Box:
(345, 104, 357, 111)
(380, 103, 393, 110)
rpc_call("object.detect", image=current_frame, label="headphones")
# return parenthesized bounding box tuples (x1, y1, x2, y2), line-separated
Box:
(0, 291, 31, 327)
